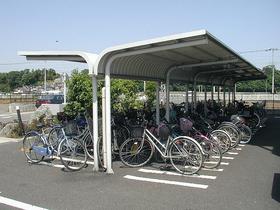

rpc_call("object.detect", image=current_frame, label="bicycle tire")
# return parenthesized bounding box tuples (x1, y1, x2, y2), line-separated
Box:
(238, 124, 252, 144)
(200, 139, 222, 169)
(210, 130, 231, 154)
(48, 126, 64, 154)
(218, 124, 240, 148)
(23, 131, 45, 163)
(83, 132, 94, 159)
(59, 138, 88, 171)
(97, 136, 106, 168)
(119, 137, 154, 167)
(168, 137, 203, 175)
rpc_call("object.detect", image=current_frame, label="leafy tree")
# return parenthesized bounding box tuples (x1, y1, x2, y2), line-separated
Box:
(64, 70, 92, 118)
(111, 79, 144, 113)
(145, 81, 157, 109)
(236, 66, 279, 92)
(0, 68, 60, 92)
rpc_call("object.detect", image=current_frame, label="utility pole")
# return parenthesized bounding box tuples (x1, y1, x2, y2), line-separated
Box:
(239, 48, 279, 108)
(269, 48, 279, 110)
(44, 68, 47, 92)
(269, 48, 279, 94)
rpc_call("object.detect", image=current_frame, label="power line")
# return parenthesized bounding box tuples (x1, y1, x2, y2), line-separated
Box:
(239, 48, 279, 54)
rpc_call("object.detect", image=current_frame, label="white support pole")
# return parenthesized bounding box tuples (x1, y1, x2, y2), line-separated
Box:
(165, 75, 170, 122)
(92, 76, 99, 172)
(228, 87, 231, 104)
(204, 85, 207, 116)
(211, 85, 214, 101)
(233, 84, 236, 102)
(63, 73, 67, 104)
(105, 64, 114, 174)
(193, 81, 197, 110)
(223, 86, 226, 107)
(156, 81, 160, 125)
(217, 86, 220, 102)
(191, 89, 194, 112)
(101, 87, 107, 169)
(185, 83, 189, 112)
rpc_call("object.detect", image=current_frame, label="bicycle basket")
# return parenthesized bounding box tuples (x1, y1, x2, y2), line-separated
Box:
(180, 118, 193, 133)
(158, 123, 170, 141)
(130, 126, 144, 138)
(64, 121, 79, 136)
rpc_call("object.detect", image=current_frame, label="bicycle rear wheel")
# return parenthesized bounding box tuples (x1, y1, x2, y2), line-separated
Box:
(59, 138, 87, 171)
(119, 137, 154, 167)
(23, 131, 45, 163)
(168, 137, 203, 175)
(200, 139, 222, 169)
(238, 124, 252, 144)
(210, 130, 231, 154)
(218, 124, 240, 148)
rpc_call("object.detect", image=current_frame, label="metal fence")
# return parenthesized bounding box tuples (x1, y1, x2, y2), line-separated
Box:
(0, 94, 40, 104)
(159, 91, 280, 109)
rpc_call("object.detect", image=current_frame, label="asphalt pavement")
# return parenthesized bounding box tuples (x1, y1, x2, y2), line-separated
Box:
(0, 116, 279, 210)
(0, 111, 33, 123)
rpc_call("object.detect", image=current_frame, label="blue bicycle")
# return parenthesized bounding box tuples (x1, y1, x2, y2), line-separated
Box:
(22, 124, 88, 171)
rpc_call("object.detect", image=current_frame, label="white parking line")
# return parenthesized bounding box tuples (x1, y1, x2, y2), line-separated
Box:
(235, 148, 242, 151)
(33, 161, 65, 169)
(201, 168, 224, 172)
(204, 161, 229, 165)
(51, 156, 94, 165)
(226, 152, 238, 155)
(138, 169, 216, 180)
(124, 175, 208, 189)
(0, 195, 48, 210)
(238, 144, 245, 147)
(212, 156, 234, 160)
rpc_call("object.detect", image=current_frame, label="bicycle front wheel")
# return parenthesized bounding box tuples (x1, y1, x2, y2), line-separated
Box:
(83, 132, 94, 159)
(119, 137, 154, 167)
(23, 131, 45, 163)
(59, 138, 87, 171)
(168, 137, 203, 175)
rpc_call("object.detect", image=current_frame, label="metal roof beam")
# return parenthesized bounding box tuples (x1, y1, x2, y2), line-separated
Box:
(168, 50, 202, 62)
(192, 46, 219, 60)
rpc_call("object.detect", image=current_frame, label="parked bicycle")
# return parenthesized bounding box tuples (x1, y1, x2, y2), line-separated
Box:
(119, 120, 203, 175)
(23, 122, 88, 171)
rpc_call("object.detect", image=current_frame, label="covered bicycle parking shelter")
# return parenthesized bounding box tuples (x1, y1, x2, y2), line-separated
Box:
(19, 29, 266, 174)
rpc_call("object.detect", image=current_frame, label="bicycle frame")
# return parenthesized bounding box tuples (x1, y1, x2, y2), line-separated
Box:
(142, 128, 170, 158)
(140, 128, 203, 159)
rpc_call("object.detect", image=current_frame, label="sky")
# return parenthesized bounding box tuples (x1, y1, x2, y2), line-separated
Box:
(0, 0, 279, 74)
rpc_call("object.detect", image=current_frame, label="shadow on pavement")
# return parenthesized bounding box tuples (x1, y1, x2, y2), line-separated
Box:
(249, 116, 280, 156)
(272, 173, 280, 202)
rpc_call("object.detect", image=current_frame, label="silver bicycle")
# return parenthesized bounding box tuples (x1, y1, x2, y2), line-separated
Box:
(119, 122, 203, 175)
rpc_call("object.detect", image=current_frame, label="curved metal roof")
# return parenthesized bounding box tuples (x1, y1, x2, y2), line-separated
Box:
(18, 51, 99, 74)
(18, 30, 266, 86)
(94, 29, 266, 86)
